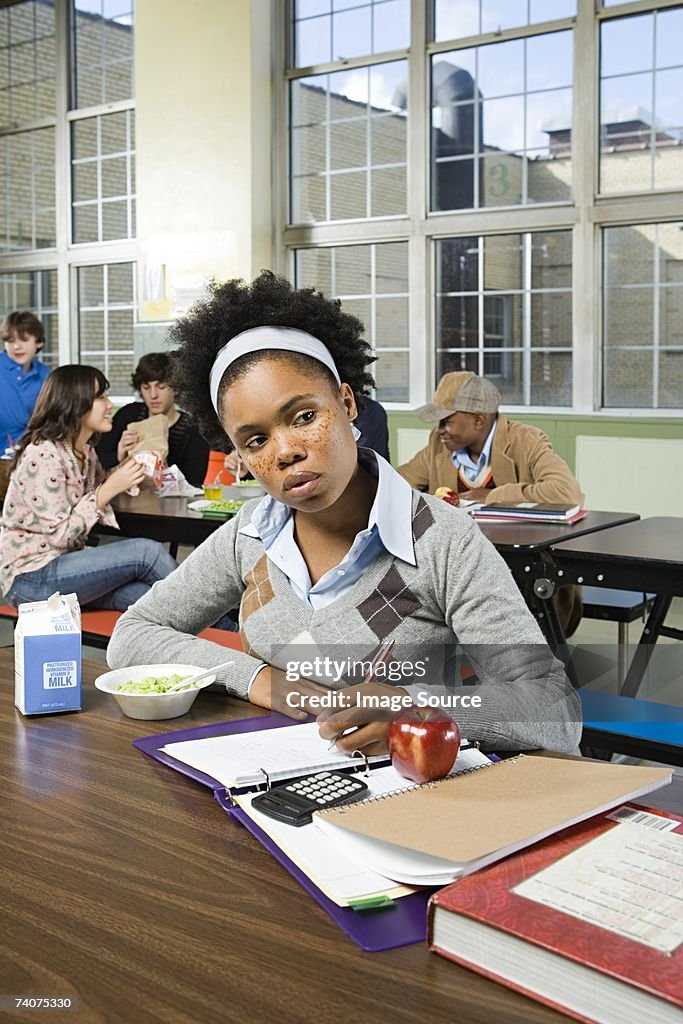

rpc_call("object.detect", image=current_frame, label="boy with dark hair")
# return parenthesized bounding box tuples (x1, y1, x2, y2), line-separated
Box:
(0, 310, 51, 445)
(97, 351, 209, 486)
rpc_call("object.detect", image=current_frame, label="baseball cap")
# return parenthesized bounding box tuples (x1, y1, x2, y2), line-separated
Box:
(414, 371, 501, 422)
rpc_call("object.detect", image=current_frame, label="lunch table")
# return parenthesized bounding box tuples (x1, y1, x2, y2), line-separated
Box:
(101, 491, 224, 554)
(476, 510, 640, 652)
(0, 649, 622, 1024)
(550, 517, 683, 697)
(101, 498, 640, 645)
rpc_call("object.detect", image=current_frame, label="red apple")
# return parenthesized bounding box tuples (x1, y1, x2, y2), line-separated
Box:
(435, 486, 460, 507)
(388, 706, 461, 784)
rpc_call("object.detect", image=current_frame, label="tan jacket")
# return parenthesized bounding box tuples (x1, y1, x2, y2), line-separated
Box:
(397, 414, 584, 507)
(397, 415, 584, 636)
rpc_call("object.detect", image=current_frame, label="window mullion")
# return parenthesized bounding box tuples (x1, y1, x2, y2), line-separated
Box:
(408, 0, 429, 404)
(55, 0, 72, 363)
(571, 0, 599, 413)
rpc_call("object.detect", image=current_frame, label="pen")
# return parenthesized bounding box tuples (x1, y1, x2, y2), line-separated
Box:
(327, 639, 396, 750)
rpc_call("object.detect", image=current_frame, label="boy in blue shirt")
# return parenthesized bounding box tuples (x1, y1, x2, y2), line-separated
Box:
(0, 311, 51, 446)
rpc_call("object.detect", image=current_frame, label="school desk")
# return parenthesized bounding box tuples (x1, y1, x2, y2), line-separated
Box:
(0, 649, 632, 1024)
(551, 517, 683, 695)
(477, 510, 640, 651)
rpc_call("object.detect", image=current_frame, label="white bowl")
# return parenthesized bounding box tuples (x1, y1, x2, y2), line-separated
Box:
(222, 482, 266, 501)
(94, 663, 217, 721)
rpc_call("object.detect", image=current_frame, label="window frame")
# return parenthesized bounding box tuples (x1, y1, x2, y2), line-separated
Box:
(278, 0, 683, 415)
(0, 0, 135, 394)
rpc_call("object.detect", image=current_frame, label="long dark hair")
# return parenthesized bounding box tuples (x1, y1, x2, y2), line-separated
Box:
(12, 364, 109, 468)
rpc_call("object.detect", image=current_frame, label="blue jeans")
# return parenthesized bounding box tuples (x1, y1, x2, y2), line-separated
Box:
(6, 539, 178, 612)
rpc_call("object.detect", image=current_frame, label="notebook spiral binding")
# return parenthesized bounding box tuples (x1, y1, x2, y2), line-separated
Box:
(323, 755, 516, 815)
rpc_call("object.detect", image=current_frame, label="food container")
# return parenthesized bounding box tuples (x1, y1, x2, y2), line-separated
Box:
(94, 663, 217, 720)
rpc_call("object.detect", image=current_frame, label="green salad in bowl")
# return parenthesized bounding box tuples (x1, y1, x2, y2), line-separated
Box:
(94, 663, 217, 720)
(117, 673, 192, 694)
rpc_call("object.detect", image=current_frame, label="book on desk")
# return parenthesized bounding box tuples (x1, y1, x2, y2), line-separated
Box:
(472, 502, 586, 524)
(134, 718, 670, 952)
(428, 802, 683, 1024)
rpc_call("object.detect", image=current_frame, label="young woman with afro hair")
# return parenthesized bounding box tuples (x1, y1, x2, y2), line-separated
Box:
(107, 271, 581, 756)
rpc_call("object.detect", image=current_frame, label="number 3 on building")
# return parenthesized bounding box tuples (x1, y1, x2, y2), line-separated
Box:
(488, 163, 510, 197)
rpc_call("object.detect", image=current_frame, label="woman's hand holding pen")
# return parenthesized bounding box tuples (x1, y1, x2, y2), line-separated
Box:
(316, 682, 412, 756)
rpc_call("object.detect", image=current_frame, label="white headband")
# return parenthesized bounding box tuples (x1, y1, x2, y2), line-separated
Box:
(209, 326, 341, 414)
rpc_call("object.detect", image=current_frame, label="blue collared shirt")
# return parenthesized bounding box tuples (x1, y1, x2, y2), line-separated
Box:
(0, 351, 51, 444)
(239, 449, 415, 610)
(451, 419, 497, 483)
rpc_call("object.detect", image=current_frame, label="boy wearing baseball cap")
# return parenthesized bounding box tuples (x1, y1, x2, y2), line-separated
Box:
(398, 371, 583, 634)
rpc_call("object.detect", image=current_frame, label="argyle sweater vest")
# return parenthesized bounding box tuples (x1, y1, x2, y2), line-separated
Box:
(108, 491, 581, 752)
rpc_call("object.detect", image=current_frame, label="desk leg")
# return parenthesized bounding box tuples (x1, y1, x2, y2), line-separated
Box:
(524, 582, 580, 688)
(620, 594, 672, 699)
(505, 551, 579, 686)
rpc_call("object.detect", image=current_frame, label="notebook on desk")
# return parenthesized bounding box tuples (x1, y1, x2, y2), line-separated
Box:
(472, 502, 586, 524)
(314, 755, 672, 884)
(159, 720, 390, 789)
(133, 715, 494, 952)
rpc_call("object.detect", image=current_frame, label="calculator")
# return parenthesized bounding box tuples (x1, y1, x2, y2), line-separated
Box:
(251, 771, 369, 827)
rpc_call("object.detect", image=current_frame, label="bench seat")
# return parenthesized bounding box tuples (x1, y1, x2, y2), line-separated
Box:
(0, 604, 243, 651)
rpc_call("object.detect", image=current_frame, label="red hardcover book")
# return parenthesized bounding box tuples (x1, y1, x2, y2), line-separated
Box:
(428, 803, 683, 1024)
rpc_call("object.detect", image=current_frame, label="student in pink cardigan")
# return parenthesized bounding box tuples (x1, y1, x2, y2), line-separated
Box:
(0, 364, 177, 610)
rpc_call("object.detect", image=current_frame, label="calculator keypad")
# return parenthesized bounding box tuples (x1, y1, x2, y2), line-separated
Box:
(251, 771, 369, 826)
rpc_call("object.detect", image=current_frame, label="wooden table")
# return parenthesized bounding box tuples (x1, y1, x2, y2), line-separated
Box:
(0, 652, 595, 1024)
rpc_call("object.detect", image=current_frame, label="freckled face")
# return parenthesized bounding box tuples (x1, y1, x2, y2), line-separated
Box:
(220, 358, 359, 513)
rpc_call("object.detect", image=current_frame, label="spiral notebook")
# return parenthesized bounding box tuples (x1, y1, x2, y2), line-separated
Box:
(314, 755, 672, 884)
(132, 715, 493, 952)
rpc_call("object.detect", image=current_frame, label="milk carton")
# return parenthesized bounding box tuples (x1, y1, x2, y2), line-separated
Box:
(14, 592, 82, 715)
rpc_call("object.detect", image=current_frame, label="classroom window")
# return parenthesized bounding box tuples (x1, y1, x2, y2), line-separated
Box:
(603, 224, 683, 410)
(436, 231, 573, 407)
(292, 0, 410, 68)
(71, 0, 134, 109)
(433, 0, 576, 41)
(76, 260, 136, 393)
(0, 268, 58, 367)
(0, 0, 136, 368)
(282, 0, 681, 413)
(431, 31, 573, 211)
(71, 109, 135, 242)
(599, 9, 683, 194)
(0, 127, 56, 251)
(295, 242, 410, 402)
(290, 60, 408, 223)
(0, 0, 56, 125)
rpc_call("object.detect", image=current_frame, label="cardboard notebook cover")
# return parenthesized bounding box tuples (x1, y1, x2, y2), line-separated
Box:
(427, 803, 683, 1024)
(132, 715, 430, 953)
(315, 754, 671, 865)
